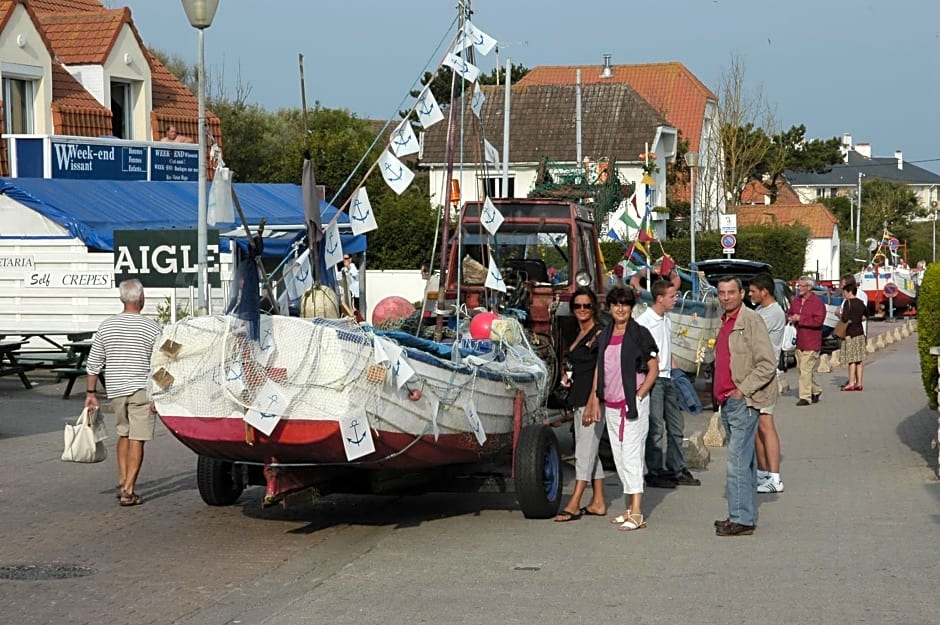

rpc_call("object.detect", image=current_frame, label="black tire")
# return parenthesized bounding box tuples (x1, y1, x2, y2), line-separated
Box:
(196, 455, 244, 506)
(515, 424, 562, 519)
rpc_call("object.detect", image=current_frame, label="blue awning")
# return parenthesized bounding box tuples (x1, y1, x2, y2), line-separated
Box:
(0, 178, 366, 256)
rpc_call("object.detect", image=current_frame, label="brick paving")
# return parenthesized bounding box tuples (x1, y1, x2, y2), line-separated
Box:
(0, 328, 936, 625)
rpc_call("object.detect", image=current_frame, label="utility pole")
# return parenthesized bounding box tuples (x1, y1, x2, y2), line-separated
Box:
(855, 172, 864, 250)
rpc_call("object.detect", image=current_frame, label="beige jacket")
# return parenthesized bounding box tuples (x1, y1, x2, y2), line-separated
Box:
(727, 306, 778, 409)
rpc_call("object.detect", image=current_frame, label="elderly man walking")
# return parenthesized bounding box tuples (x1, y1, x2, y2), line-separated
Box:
(85, 279, 162, 507)
(713, 276, 778, 536)
(787, 276, 827, 406)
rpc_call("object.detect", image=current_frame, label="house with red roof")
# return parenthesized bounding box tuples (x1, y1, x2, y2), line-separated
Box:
(0, 0, 220, 175)
(518, 58, 724, 229)
(728, 203, 840, 279)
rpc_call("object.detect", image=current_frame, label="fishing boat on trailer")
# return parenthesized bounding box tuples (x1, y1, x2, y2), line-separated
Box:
(151, 5, 566, 518)
(854, 231, 918, 313)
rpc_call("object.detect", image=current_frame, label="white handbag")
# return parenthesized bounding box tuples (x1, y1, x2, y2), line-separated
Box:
(781, 323, 798, 352)
(61, 408, 108, 463)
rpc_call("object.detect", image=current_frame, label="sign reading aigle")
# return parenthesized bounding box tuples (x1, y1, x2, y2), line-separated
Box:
(113, 230, 221, 288)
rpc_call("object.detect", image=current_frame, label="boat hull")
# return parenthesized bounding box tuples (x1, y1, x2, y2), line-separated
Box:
(151, 315, 547, 471)
(633, 291, 721, 373)
(856, 266, 916, 311)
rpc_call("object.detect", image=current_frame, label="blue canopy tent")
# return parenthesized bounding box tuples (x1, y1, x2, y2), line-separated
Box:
(0, 178, 366, 256)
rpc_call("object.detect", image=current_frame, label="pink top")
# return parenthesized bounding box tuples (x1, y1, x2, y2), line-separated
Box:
(604, 334, 647, 440)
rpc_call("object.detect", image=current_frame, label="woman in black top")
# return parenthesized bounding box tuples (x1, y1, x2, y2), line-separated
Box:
(554, 287, 605, 522)
(839, 283, 867, 391)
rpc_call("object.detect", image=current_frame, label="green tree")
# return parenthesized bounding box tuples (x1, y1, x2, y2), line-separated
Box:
(478, 62, 529, 86)
(403, 62, 530, 117)
(917, 261, 940, 409)
(757, 125, 843, 203)
(858, 178, 926, 235)
(150, 48, 196, 94)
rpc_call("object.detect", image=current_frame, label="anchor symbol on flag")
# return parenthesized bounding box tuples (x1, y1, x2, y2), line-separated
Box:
(346, 418, 367, 445)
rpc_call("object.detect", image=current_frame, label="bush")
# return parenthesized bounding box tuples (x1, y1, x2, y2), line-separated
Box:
(918, 262, 940, 409)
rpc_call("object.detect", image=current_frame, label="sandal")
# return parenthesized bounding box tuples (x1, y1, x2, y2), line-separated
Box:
(554, 509, 582, 522)
(618, 513, 647, 531)
(119, 492, 143, 507)
(609, 510, 632, 525)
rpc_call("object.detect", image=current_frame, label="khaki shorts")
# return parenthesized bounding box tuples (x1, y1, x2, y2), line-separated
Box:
(111, 388, 155, 441)
(759, 404, 776, 417)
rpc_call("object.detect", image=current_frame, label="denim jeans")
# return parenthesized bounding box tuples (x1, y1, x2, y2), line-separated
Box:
(720, 397, 759, 526)
(645, 378, 686, 478)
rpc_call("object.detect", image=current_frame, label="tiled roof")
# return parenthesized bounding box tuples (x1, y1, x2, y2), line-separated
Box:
(729, 203, 838, 239)
(145, 47, 221, 148)
(26, 0, 102, 12)
(50, 61, 111, 135)
(518, 62, 716, 155)
(739, 178, 802, 205)
(420, 83, 670, 166)
(37, 8, 126, 64)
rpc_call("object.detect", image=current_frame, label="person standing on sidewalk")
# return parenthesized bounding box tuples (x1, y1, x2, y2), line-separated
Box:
(553, 287, 605, 522)
(748, 273, 785, 494)
(584, 286, 659, 531)
(838, 283, 868, 391)
(787, 276, 826, 406)
(637, 279, 700, 488)
(85, 279, 162, 507)
(713, 276, 778, 536)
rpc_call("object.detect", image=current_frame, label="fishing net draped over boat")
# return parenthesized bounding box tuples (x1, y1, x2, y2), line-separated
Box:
(151, 314, 549, 439)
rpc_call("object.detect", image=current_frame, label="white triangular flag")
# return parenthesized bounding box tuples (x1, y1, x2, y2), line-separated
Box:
(465, 400, 487, 446)
(393, 353, 415, 389)
(283, 249, 313, 301)
(426, 389, 441, 441)
(340, 411, 375, 460)
(373, 336, 390, 364)
(390, 120, 419, 157)
(484, 138, 499, 166)
(444, 52, 481, 83)
(416, 86, 444, 129)
(277, 289, 289, 315)
(323, 221, 344, 268)
(464, 21, 497, 56)
(471, 82, 485, 118)
(378, 149, 415, 195)
(485, 254, 506, 293)
(481, 196, 504, 235)
(244, 379, 295, 436)
(349, 187, 378, 235)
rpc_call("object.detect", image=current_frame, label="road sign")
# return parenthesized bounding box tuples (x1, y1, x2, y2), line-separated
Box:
(719, 214, 737, 234)
(721, 233, 737, 250)
(883, 282, 898, 298)
(888, 237, 900, 251)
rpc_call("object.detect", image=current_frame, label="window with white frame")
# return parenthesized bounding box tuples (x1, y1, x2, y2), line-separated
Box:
(2, 76, 36, 134)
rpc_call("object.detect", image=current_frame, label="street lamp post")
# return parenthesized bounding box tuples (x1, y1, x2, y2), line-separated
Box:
(932, 200, 938, 263)
(855, 171, 864, 251)
(181, 0, 220, 315)
(684, 151, 699, 264)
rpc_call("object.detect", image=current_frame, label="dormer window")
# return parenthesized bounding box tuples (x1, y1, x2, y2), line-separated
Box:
(2, 61, 42, 134)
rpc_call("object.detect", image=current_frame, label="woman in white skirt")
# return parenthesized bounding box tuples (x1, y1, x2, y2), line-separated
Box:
(584, 286, 659, 531)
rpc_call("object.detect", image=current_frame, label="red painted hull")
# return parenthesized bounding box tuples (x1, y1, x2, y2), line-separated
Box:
(159, 414, 513, 470)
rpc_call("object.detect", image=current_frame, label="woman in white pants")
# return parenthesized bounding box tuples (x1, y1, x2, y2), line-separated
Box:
(584, 286, 659, 531)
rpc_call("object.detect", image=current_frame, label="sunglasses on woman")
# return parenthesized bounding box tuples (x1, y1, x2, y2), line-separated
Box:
(572, 303, 593, 310)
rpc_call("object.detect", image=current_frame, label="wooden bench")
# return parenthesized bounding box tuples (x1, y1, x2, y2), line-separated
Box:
(16, 350, 76, 369)
(51, 368, 105, 400)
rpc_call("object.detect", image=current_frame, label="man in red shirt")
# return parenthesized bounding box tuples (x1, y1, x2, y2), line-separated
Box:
(787, 276, 827, 406)
(713, 276, 778, 536)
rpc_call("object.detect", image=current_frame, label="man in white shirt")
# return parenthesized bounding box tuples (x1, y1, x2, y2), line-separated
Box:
(637, 279, 700, 487)
(749, 273, 785, 493)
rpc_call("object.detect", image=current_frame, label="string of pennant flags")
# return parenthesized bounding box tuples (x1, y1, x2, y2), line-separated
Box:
(282, 19, 508, 300)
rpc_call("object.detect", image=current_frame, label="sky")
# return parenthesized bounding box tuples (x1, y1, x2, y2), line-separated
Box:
(120, 0, 940, 174)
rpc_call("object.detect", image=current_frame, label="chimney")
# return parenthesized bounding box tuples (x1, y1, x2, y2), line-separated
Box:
(841, 133, 852, 162)
(855, 142, 871, 159)
(600, 54, 613, 78)
(895, 150, 903, 170)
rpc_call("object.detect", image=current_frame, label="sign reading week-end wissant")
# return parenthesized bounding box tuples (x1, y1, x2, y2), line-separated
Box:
(113, 230, 221, 288)
(8, 136, 198, 181)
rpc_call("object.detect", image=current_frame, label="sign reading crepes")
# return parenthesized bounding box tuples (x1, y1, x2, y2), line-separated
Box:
(24, 271, 113, 289)
(113, 229, 221, 288)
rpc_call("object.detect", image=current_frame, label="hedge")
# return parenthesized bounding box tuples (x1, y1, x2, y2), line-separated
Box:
(918, 262, 940, 409)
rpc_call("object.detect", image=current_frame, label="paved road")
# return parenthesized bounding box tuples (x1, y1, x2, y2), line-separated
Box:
(0, 331, 936, 625)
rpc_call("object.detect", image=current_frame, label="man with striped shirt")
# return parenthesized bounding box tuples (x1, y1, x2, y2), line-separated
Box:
(85, 279, 162, 507)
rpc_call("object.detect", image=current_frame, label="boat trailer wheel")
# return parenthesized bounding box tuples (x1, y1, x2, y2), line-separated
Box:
(197, 455, 245, 506)
(515, 424, 562, 519)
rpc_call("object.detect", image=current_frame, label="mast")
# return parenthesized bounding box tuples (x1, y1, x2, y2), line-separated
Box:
(433, 1, 471, 342)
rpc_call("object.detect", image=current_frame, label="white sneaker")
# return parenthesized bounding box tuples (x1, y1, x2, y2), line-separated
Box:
(757, 479, 784, 493)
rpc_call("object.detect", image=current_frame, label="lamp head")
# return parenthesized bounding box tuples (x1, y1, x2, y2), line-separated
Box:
(684, 151, 699, 168)
(182, 0, 219, 29)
